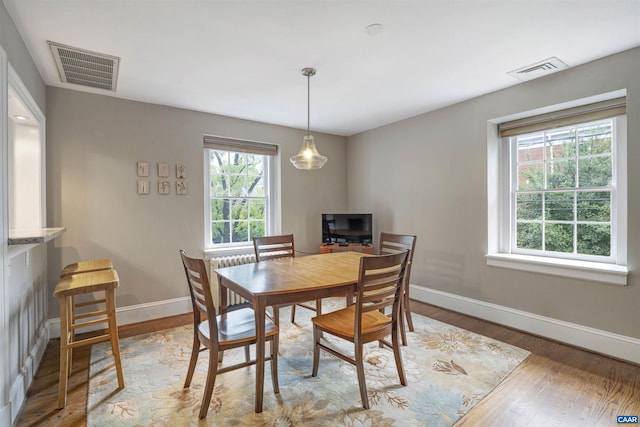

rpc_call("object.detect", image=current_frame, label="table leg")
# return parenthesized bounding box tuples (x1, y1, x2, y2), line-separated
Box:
(346, 293, 354, 306)
(254, 297, 266, 413)
(218, 275, 228, 316)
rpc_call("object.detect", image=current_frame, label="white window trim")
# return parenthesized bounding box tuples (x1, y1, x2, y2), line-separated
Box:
(485, 253, 628, 285)
(487, 92, 628, 286)
(203, 146, 281, 257)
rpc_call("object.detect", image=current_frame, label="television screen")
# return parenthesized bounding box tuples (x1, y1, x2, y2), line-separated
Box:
(322, 213, 373, 244)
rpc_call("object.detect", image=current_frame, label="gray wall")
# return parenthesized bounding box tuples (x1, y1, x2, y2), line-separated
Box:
(46, 87, 348, 316)
(0, 3, 44, 112)
(347, 47, 640, 339)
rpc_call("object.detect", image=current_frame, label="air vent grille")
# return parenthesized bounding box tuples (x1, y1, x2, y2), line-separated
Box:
(48, 41, 120, 91)
(508, 57, 568, 82)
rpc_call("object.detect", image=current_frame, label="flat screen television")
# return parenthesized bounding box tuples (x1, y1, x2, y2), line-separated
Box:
(322, 213, 373, 245)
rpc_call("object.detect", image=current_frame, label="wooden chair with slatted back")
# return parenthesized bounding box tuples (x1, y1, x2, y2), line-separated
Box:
(253, 234, 322, 324)
(379, 232, 417, 346)
(180, 250, 280, 418)
(311, 250, 409, 409)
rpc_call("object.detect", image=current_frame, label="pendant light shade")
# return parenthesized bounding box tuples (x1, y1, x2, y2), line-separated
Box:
(290, 67, 327, 170)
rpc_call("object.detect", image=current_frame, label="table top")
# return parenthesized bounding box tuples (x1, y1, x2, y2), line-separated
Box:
(215, 251, 365, 297)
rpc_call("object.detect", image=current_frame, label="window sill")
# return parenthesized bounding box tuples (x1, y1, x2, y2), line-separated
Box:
(8, 227, 65, 245)
(485, 253, 628, 285)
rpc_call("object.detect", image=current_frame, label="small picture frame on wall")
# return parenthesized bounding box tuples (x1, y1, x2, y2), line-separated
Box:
(137, 161, 150, 177)
(176, 164, 187, 179)
(176, 180, 188, 195)
(157, 162, 170, 177)
(137, 179, 150, 195)
(158, 180, 170, 195)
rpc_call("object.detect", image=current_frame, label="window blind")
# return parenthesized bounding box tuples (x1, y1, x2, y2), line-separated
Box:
(203, 135, 278, 156)
(499, 97, 626, 138)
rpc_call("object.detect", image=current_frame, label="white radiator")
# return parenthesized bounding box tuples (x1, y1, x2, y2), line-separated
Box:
(209, 254, 256, 309)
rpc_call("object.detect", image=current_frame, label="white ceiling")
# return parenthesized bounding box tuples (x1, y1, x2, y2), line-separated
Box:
(4, 0, 640, 136)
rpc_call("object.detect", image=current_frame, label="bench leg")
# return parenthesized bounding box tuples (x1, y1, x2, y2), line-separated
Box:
(57, 297, 71, 409)
(106, 289, 125, 388)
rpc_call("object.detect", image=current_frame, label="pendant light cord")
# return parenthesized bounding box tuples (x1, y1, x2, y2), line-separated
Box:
(307, 73, 311, 135)
(302, 67, 315, 136)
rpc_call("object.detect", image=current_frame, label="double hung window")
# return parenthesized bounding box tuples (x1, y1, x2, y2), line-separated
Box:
(488, 96, 628, 284)
(511, 119, 617, 260)
(204, 135, 279, 249)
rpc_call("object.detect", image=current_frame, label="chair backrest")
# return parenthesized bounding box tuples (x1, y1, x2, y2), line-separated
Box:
(180, 250, 218, 339)
(253, 234, 295, 262)
(379, 232, 417, 282)
(355, 251, 409, 333)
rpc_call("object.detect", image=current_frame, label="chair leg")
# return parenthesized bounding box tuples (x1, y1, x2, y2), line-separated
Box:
(184, 334, 200, 388)
(244, 345, 250, 363)
(311, 326, 321, 377)
(392, 322, 407, 387)
(270, 337, 279, 394)
(404, 290, 415, 332)
(399, 298, 408, 346)
(199, 348, 219, 419)
(355, 342, 369, 410)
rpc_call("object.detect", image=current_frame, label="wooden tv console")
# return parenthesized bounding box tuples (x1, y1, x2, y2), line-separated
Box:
(318, 244, 375, 254)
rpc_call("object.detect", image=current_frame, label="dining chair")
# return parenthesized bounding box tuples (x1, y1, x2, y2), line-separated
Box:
(311, 250, 409, 409)
(253, 234, 322, 324)
(179, 250, 280, 418)
(379, 232, 417, 346)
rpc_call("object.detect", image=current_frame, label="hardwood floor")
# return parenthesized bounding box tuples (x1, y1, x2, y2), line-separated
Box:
(14, 313, 193, 427)
(15, 302, 640, 427)
(411, 304, 640, 427)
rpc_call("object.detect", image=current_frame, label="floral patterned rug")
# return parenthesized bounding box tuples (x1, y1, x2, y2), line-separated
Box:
(87, 299, 529, 426)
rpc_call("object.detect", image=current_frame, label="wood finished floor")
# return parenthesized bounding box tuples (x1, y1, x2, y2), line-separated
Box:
(14, 302, 640, 427)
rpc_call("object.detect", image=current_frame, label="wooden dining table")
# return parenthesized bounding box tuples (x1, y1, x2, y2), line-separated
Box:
(215, 250, 366, 413)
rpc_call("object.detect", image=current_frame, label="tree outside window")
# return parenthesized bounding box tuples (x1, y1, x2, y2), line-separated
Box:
(514, 120, 613, 258)
(209, 150, 266, 245)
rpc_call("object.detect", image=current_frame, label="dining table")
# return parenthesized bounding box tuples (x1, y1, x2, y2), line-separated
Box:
(214, 250, 366, 413)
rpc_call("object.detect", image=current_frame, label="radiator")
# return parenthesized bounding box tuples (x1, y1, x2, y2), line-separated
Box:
(209, 254, 256, 309)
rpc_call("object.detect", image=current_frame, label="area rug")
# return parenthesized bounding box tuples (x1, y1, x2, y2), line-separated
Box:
(87, 299, 529, 426)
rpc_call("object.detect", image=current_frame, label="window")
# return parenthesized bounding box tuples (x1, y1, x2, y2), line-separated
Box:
(512, 119, 616, 260)
(487, 96, 628, 285)
(204, 135, 280, 250)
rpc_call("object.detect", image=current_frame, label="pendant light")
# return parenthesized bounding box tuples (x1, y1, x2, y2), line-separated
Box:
(290, 67, 327, 170)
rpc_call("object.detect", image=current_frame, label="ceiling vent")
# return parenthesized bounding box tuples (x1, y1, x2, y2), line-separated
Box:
(508, 57, 568, 82)
(48, 41, 120, 91)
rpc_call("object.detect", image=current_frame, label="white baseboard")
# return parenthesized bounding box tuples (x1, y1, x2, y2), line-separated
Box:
(411, 285, 640, 365)
(9, 374, 25, 425)
(44, 288, 640, 365)
(48, 296, 192, 338)
(9, 322, 49, 425)
(0, 403, 10, 427)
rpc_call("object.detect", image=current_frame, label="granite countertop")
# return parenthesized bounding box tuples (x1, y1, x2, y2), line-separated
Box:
(8, 227, 66, 245)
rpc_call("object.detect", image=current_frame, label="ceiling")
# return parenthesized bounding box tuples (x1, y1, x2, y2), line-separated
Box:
(4, 1, 640, 136)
